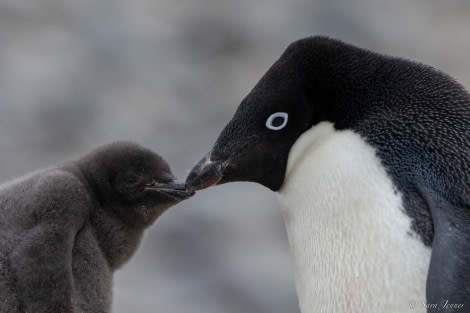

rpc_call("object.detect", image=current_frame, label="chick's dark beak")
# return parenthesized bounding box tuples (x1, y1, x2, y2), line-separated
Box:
(185, 150, 228, 192)
(145, 180, 195, 200)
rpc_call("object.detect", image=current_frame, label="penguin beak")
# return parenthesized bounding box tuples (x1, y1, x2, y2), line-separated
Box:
(185, 150, 229, 192)
(145, 180, 195, 200)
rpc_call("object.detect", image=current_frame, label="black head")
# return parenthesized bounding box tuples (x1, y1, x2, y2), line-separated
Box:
(186, 38, 331, 191)
(186, 36, 343, 191)
(76, 141, 194, 227)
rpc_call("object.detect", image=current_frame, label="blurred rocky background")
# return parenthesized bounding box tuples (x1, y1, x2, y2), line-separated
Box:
(1, 0, 469, 312)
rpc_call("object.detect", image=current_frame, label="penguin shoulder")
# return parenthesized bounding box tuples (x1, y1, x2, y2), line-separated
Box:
(0, 167, 91, 232)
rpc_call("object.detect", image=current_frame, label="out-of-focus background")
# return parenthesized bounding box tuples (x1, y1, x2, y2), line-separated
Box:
(1, 1, 469, 312)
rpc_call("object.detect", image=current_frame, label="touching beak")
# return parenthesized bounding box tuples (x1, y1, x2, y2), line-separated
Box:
(185, 150, 229, 192)
(145, 179, 195, 200)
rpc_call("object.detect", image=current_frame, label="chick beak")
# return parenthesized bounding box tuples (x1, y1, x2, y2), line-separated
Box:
(145, 180, 195, 200)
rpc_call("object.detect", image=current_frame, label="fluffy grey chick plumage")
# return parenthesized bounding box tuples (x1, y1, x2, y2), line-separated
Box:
(0, 141, 193, 313)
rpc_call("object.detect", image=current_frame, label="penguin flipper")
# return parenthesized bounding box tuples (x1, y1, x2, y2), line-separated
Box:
(9, 227, 76, 313)
(423, 190, 470, 311)
(6, 171, 89, 313)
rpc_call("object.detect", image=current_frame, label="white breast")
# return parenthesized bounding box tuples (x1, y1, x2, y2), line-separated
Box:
(277, 122, 431, 313)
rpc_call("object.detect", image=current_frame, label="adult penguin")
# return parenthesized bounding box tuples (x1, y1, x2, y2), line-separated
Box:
(186, 36, 470, 313)
(0, 141, 194, 313)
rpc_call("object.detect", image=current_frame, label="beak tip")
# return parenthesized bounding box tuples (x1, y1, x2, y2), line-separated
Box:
(186, 166, 223, 192)
(185, 152, 227, 192)
(185, 184, 196, 195)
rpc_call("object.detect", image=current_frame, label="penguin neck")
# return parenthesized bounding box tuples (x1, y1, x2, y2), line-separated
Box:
(277, 122, 431, 313)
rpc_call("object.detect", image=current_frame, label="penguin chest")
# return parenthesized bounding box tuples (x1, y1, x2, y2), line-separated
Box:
(277, 122, 431, 313)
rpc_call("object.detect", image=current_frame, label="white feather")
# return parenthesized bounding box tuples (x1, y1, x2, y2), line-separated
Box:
(277, 122, 431, 313)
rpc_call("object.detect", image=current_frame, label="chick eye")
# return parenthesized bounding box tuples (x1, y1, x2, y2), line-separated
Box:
(124, 176, 139, 186)
(266, 112, 288, 130)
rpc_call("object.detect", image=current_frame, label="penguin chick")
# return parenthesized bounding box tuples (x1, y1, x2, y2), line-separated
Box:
(0, 141, 194, 313)
(186, 36, 470, 312)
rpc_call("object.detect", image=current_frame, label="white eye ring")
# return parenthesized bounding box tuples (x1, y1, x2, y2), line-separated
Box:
(266, 112, 288, 130)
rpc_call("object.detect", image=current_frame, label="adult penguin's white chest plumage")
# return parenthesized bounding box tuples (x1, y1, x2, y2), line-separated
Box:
(278, 122, 431, 313)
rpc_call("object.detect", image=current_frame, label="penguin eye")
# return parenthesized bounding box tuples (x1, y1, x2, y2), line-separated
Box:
(124, 176, 139, 187)
(266, 112, 288, 131)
